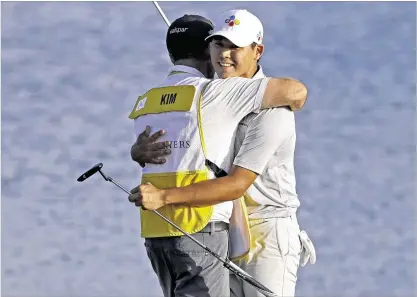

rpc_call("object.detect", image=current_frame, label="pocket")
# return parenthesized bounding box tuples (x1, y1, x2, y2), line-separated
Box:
(288, 217, 302, 256)
(275, 218, 290, 257)
(172, 234, 207, 257)
(248, 218, 266, 229)
(290, 226, 302, 257)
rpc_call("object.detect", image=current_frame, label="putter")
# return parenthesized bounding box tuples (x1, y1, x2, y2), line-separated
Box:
(77, 163, 277, 297)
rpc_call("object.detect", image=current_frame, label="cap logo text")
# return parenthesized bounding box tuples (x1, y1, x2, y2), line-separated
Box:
(170, 27, 188, 34)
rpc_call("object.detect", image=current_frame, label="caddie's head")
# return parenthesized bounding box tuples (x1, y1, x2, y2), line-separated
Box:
(166, 14, 215, 78)
(206, 9, 264, 79)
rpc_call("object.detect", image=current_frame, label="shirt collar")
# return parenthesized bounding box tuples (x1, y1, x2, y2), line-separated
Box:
(168, 65, 206, 78)
(252, 65, 265, 79)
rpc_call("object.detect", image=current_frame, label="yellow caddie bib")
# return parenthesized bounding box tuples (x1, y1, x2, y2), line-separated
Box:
(129, 77, 214, 238)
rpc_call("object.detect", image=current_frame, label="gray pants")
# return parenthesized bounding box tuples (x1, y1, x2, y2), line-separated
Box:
(145, 230, 229, 297)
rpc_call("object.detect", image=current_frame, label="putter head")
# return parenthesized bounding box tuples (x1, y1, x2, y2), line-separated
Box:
(77, 163, 103, 182)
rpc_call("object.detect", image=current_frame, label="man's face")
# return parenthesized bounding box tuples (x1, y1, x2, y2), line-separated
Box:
(209, 37, 263, 78)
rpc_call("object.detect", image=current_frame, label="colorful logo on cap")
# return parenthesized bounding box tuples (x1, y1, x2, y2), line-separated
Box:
(225, 15, 240, 27)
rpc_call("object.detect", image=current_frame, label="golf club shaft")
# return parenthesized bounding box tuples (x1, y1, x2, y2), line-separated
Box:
(104, 174, 276, 296)
(106, 176, 224, 258)
(152, 1, 171, 26)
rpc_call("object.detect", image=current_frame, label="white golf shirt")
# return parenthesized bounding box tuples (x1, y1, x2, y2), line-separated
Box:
(134, 65, 270, 223)
(233, 66, 300, 219)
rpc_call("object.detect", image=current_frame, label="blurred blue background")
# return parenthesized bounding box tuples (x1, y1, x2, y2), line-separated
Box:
(1, 1, 416, 297)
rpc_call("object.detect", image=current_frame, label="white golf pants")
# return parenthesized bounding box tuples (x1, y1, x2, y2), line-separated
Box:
(230, 214, 302, 297)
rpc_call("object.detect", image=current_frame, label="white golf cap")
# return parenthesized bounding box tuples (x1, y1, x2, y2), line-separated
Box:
(205, 9, 264, 47)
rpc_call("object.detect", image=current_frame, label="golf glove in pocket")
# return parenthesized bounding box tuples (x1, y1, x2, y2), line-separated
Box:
(299, 230, 316, 267)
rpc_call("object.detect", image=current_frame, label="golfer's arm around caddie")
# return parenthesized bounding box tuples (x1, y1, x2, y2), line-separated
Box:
(127, 13, 307, 297)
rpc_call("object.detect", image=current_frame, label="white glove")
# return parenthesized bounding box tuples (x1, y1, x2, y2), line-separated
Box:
(299, 230, 316, 267)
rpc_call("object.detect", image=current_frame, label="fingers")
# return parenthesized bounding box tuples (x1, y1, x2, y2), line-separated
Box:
(300, 253, 309, 267)
(146, 150, 170, 164)
(141, 142, 171, 164)
(137, 127, 166, 145)
(131, 150, 168, 165)
(149, 157, 167, 165)
(299, 230, 316, 266)
(148, 129, 166, 143)
(309, 251, 317, 265)
(307, 240, 316, 264)
(148, 141, 171, 151)
(128, 187, 141, 203)
(128, 192, 140, 203)
(137, 126, 151, 141)
(147, 147, 171, 157)
(130, 186, 139, 194)
(131, 185, 149, 208)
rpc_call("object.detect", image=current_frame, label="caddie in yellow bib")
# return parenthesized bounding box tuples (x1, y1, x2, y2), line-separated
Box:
(129, 82, 214, 238)
(126, 13, 254, 297)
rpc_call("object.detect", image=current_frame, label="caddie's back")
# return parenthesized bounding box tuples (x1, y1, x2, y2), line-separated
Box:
(130, 72, 211, 176)
(129, 69, 217, 237)
(129, 15, 218, 238)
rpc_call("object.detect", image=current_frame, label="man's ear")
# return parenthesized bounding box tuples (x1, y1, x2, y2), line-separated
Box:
(255, 44, 264, 61)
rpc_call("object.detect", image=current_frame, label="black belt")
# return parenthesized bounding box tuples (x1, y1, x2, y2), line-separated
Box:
(197, 221, 229, 234)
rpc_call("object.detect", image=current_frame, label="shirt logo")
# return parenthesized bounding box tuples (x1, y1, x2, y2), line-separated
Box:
(225, 15, 240, 27)
(135, 97, 147, 111)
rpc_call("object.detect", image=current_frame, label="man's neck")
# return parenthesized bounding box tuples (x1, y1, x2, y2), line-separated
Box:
(239, 64, 260, 79)
(174, 59, 207, 77)
(250, 65, 260, 78)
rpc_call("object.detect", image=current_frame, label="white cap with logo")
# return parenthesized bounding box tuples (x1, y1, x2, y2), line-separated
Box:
(206, 9, 264, 47)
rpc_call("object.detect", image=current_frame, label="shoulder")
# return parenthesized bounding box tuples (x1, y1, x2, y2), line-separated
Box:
(202, 77, 249, 100)
(206, 77, 254, 89)
(254, 107, 294, 122)
(247, 107, 295, 135)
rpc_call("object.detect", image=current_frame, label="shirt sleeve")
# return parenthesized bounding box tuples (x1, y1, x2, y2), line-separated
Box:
(233, 107, 295, 175)
(201, 77, 270, 122)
